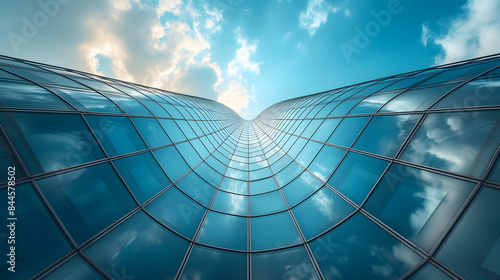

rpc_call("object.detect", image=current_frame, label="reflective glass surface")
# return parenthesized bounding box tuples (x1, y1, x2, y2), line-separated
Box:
(4, 55, 500, 279)
(85, 211, 189, 280)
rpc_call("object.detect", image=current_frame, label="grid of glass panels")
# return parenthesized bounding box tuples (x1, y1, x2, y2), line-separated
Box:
(1, 53, 500, 280)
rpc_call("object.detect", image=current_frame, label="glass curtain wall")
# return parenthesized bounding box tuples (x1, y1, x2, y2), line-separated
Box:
(1, 54, 500, 280)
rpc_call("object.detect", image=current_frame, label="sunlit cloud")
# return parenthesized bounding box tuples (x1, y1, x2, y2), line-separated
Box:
(424, 0, 500, 64)
(299, 0, 345, 36)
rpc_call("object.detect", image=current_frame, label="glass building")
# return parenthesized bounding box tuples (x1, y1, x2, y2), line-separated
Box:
(1, 53, 500, 280)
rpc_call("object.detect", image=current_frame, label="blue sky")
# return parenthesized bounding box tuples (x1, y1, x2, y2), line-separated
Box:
(1, 0, 500, 119)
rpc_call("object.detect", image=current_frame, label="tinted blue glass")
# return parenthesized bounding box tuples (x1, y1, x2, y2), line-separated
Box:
(43, 255, 104, 280)
(249, 177, 277, 195)
(86, 115, 146, 157)
(37, 163, 136, 244)
(153, 146, 190, 182)
(296, 141, 324, 168)
(0, 112, 105, 175)
(146, 187, 205, 238)
(433, 71, 500, 109)
(85, 211, 189, 280)
(308, 145, 346, 181)
(407, 263, 453, 280)
(293, 187, 354, 240)
(328, 98, 361, 116)
(327, 152, 389, 204)
(113, 152, 171, 204)
(56, 88, 124, 113)
(104, 93, 152, 116)
(0, 80, 72, 110)
(250, 191, 287, 216)
(251, 212, 301, 250)
(400, 111, 500, 177)
(380, 83, 457, 112)
(310, 213, 421, 280)
(176, 172, 216, 207)
(275, 162, 305, 187)
(311, 118, 341, 142)
(141, 100, 171, 118)
(488, 156, 500, 183)
(181, 246, 247, 280)
(348, 92, 399, 115)
(0, 183, 71, 280)
(158, 119, 187, 143)
(211, 191, 248, 215)
(131, 117, 171, 148)
(282, 171, 323, 206)
(0, 133, 26, 183)
(175, 142, 202, 168)
(328, 117, 369, 147)
(436, 187, 500, 279)
(353, 114, 420, 157)
(365, 164, 475, 252)
(252, 246, 319, 280)
(195, 162, 222, 187)
(198, 211, 247, 250)
(219, 177, 247, 194)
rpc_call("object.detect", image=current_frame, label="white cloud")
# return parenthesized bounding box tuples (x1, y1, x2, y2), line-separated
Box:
(420, 23, 431, 47)
(428, 0, 500, 64)
(299, 0, 343, 36)
(217, 30, 262, 116)
(227, 31, 262, 78)
(217, 80, 250, 114)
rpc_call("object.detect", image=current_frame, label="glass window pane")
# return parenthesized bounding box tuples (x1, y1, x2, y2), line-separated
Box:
(348, 92, 400, 115)
(113, 152, 171, 204)
(146, 187, 205, 239)
(275, 161, 305, 187)
(0, 183, 72, 280)
(0, 112, 105, 175)
(85, 211, 189, 280)
(308, 145, 346, 181)
(104, 93, 152, 116)
(407, 263, 453, 280)
(219, 177, 247, 195)
(181, 246, 247, 280)
(0, 80, 73, 110)
(153, 146, 190, 182)
(131, 117, 171, 148)
(328, 117, 369, 147)
(400, 110, 500, 177)
(43, 255, 105, 280)
(380, 83, 458, 112)
(311, 118, 341, 142)
(353, 114, 420, 158)
(158, 119, 186, 143)
(198, 211, 247, 250)
(310, 213, 422, 280)
(328, 152, 389, 205)
(54, 88, 123, 113)
(36, 163, 136, 244)
(433, 69, 500, 109)
(211, 191, 248, 215)
(364, 164, 475, 252)
(436, 187, 500, 280)
(282, 171, 323, 207)
(251, 212, 301, 250)
(252, 246, 319, 280)
(293, 186, 354, 240)
(176, 172, 216, 207)
(250, 191, 287, 216)
(0, 132, 26, 183)
(86, 115, 146, 157)
(249, 177, 278, 195)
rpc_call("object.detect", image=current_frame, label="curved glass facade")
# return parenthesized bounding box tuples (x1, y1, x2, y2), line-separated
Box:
(1, 54, 500, 279)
